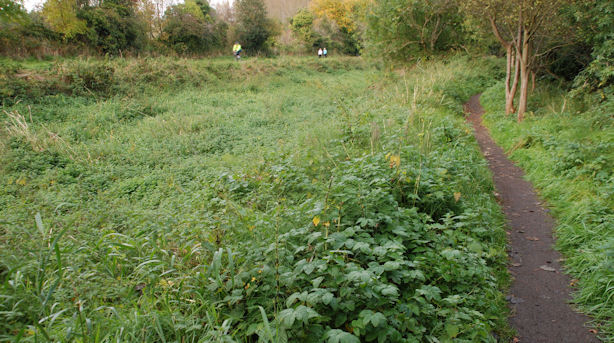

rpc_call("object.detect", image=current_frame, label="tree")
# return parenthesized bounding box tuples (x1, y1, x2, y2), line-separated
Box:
(0, 0, 26, 22)
(568, 0, 614, 92)
(367, 0, 464, 60)
(42, 0, 87, 39)
(234, 0, 273, 53)
(161, 0, 226, 54)
(463, 0, 571, 121)
(291, 8, 319, 50)
(310, 0, 366, 54)
(74, 0, 149, 55)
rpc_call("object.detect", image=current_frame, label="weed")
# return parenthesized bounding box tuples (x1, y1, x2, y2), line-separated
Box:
(0, 56, 510, 342)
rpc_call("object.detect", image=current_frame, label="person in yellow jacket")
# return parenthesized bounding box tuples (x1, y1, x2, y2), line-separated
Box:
(233, 42, 242, 59)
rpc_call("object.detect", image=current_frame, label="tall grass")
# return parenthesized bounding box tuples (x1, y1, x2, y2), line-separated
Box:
(1, 55, 510, 342)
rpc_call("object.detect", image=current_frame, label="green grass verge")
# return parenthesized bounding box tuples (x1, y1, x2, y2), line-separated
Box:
(481, 83, 614, 341)
(1, 55, 510, 342)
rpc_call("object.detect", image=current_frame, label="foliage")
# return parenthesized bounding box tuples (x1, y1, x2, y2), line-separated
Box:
(0, 55, 368, 104)
(77, 1, 147, 55)
(569, 0, 614, 92)
(367, 0, 464, 61)
(310, 0, 365, 55)
(161, 0, 227, 55)
(0, 0, 26, 22)
(42, 0, 87, 39)
(234, 0, 274, 54)
(290, 9, 321, 50)
(0, 56, 511, 341)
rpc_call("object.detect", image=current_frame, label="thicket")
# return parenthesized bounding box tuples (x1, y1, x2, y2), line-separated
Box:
(0, 56, 510, 341)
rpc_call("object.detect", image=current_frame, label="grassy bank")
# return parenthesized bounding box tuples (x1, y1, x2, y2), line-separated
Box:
(481, 85, 614, 340)
(1, 56, 509, 342)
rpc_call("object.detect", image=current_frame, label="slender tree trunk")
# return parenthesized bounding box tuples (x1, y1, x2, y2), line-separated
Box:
(517, 29, 530, 122)
(531, 70, 536, 93)
(504, 45, 517, 114)
(505, 44, 520, 114)
(489, 16, 517, 114)
(509, 44, 520, 114)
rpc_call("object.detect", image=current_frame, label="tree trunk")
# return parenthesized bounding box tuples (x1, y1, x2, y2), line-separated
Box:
(509, 43, 520, 114)
(504, 44, 513, 114)
(489, 16, 518, 115)
(517, 30, 530, 122)
(505, 44, 520, 115)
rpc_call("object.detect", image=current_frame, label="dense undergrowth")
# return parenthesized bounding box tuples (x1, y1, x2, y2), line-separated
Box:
(0, 56, 368, 105)
(0, 56, 509, 342)
(481, 84, 614, 341)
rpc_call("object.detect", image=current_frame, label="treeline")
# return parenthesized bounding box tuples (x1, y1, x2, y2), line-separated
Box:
(2, 0, 614, 100)
(0, 0, 278, 56)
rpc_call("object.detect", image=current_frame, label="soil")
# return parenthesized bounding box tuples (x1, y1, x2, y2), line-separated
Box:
(464, 95, 600, 343)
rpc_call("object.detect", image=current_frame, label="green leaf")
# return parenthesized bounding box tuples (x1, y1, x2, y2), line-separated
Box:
(380, 285, 399, 297)
(304, 262, 315, 275)
(312, 276, 325, 288)
(325, 329, 360, 343)
(321, 291, 334, 305)
(278, 308, 295, 328)
(294, 305, 319, 324)
(370, 312, 387, 327)
(445, 323, 459, 338)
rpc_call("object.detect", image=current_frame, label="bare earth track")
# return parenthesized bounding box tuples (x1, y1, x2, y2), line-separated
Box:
(464, 95, 599, 343)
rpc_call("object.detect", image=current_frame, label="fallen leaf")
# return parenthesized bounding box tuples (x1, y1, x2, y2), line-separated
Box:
(506, 295, 525, 304)
(539, 265, 556, 272)
(525, 236, 540, 241)
(513, 338, 520, 343)
(570, 279, 579, 287)
(589, 329, 598, 334)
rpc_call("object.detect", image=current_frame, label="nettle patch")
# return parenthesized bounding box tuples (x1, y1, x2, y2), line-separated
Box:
(194, 150, 504, 343)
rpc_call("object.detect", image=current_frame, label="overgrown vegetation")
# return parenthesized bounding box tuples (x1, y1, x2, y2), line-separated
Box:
(0, 56, 365, 104)
(0, 56, 511, 341)
(481, 83, 614, 341)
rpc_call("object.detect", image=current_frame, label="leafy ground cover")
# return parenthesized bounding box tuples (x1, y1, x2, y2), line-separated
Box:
(481, 85, 614, 341)
(1, 56, 510, 342)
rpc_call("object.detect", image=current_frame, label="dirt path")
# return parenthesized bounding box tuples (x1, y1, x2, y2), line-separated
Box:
(464, 95, 599, 343)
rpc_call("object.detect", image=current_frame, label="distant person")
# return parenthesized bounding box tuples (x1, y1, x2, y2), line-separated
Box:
(318, 48, 323, 58)
(233, 42, 242, 60)
(323, 47, 327, 58)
